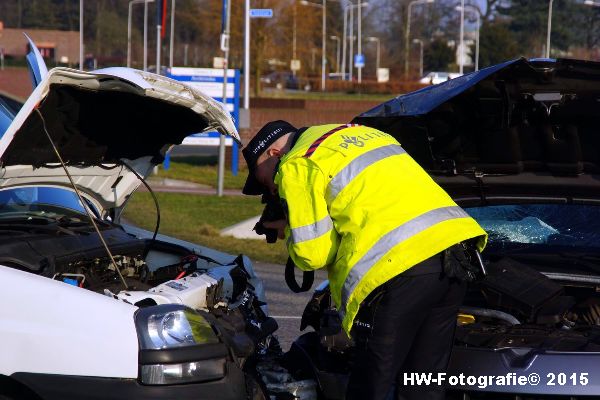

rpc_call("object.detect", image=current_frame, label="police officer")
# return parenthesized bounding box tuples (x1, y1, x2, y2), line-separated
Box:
(242, 120, 487, 400)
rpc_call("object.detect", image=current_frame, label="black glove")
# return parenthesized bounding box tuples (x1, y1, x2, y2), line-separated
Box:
(253, 193, 286, 243)
(442, 241, 486, 283)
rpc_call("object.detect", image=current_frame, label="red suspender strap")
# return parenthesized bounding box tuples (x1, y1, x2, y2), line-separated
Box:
(303, 124, 360, 158)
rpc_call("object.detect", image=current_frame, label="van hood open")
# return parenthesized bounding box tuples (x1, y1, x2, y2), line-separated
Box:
(0, 67, 239, 212)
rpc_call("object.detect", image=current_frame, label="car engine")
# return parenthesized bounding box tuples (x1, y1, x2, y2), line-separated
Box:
(277, 257, 600, 400)
(454, 257, 600, 352)
(1, 222, 281, 379)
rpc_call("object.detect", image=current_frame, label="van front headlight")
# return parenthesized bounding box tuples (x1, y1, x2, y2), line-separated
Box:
(135, 305, 227, 385)
(143, 307, 218, 349)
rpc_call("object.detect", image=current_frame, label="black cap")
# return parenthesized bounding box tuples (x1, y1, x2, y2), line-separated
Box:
(242, 120, 297, 195)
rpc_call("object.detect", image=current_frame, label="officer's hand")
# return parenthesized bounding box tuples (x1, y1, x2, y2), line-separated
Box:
(263, 219, 287, 240)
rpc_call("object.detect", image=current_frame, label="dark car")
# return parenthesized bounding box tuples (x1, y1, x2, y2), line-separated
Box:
(280, 58, 600, 399)
(260, 71, 311, 91)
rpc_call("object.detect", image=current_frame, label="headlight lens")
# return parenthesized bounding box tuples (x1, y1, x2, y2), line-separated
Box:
(135, 305, 227, 385)
(143, 308, 219, 350)
(140, 359, 226, 385)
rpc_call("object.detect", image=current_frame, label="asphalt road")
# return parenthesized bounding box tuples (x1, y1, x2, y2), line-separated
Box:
(252, 261, 328, 351)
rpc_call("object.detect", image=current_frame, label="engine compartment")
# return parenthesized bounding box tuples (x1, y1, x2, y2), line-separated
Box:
(297, 257, 600, 357)
(0, 223, 145, 275)
(0, 220, 281, 369)
(282, 256, 600, 399)
(455, 257, 600, 352)
(2, 220, 245, 302)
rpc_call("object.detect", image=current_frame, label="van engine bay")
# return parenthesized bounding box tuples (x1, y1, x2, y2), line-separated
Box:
(0, 220, 283, 381)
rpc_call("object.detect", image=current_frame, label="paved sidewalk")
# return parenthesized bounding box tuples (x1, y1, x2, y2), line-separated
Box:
(221, 216, 262, 240)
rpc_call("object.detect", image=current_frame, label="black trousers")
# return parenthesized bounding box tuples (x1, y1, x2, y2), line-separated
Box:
(346, 255, 466, 400)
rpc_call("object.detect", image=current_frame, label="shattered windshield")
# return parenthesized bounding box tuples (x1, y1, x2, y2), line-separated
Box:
(466, 204, 600, 249)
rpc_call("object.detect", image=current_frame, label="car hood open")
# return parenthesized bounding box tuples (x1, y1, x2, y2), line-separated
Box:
(353, 58, 600, 202)
(0, 67, 239, 212)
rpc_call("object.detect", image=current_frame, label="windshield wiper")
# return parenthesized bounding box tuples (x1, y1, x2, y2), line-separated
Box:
(0, 222, 81, 236)
(0, 211, 108, 228)
(0, 215, 96, 235)
(0, 215, 56, 225)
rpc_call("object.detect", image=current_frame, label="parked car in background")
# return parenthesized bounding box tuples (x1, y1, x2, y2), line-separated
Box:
(419, 71, 462, 85)
(283, 58, 600, 399)
(260, 71, 311, 91)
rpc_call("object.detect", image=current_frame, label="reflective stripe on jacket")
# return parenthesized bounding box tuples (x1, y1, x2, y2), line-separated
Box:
(274, 124, 488, 335)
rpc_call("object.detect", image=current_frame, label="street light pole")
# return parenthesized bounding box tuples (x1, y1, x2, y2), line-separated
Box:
(169, 0, 175, 69)
(79, 0, 84, 69)
(455, 4, 480, 71)
(546, 0, 553, 58)
(327, 0, 348, 78)
(413, 38, 423, 77)
(156, 1, 162, 74)
(355, 3, 372, 84)
(143, 0, 149, 71)
(345, 2, 368, 82)
(300, 0, 327, 91)
(331, 36, 340, 73)
(341, 5, 347, 79)
(472, 8, 480, 71)
(405, 0, 434, 81)
(367, 36, 379, 71)
(218, 0, 232, 197)
(349, 5, 354, 81)
(244, 0, 250, 108)
(322, 0, 327, 91)
(357, 0, 362, 83)
(128, 0, 153, 69)
(459, 0, 464, 73)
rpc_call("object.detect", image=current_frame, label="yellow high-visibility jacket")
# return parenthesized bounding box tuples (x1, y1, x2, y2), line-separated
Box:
(274, 124, 487, 335)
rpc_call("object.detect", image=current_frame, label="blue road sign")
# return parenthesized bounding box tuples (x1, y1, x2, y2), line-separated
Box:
(167, 68, 241, 176)
(354, 54, 365, 68)
(250, 9, 273, 18)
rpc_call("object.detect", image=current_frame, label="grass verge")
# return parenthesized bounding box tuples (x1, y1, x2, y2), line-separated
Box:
(154, 162, 247, 190)
(122, 192, 288, 264)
